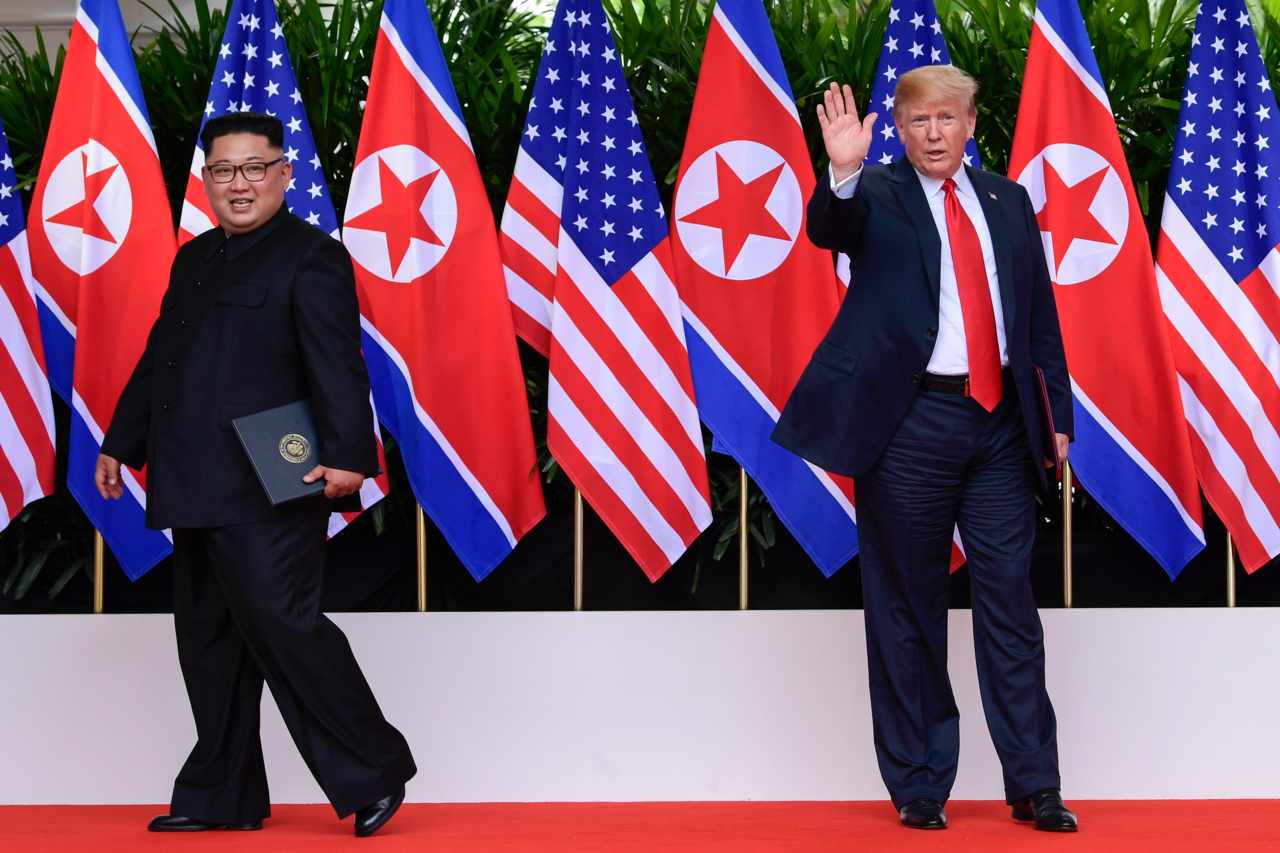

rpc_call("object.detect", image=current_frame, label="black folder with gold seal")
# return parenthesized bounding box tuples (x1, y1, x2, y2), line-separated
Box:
(231, 399, 326, 506)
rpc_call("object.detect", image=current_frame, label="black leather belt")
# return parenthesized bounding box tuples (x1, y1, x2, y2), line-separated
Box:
(920, 368, 1012, 396)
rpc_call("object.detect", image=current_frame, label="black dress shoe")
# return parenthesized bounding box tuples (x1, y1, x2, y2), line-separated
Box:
(354, 785, 406, 838)
(898, 798, 947, 830)
(147, 815, 263, 832)
(1012, 788, 1078, 832)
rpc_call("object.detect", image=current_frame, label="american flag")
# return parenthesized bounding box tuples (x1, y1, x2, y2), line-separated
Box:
(1155, 0, 1280, 572)
(180, 0, 337, 240)
(184, 0, 387, 536)
(500, 0, 712, 579)
(0, 118, 55, 533)
(864, 0, 979, 168)
(860, 0, 973, 571)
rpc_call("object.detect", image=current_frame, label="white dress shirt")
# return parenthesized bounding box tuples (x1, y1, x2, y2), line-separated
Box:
(830, 163, 1009, 375)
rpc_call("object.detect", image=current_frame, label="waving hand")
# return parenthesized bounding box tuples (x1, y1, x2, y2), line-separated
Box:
(818, 83, 878, 183)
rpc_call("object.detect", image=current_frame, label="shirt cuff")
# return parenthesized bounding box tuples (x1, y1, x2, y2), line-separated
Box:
(829, 164, 863, 198)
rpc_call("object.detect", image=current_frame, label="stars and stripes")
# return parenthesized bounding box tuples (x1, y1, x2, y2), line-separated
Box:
(1156, 0, 1280, 571)
(502, 0, 712, 579)
(864, 0, 980, 168)
(180, 0, 336, 241)
(0, 118, 55, 533)
(185, 0, 387, 536)
(847, 0, 971, 571)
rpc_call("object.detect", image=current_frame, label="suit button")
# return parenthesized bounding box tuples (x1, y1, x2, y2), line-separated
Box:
(160, 403, 170, 411)
(193, 280, 201, 288)
(925, 327, 937, 340)
(912, 373, 922, 385)
(179, 320, 189, 328)
(166, 360, 176, 368)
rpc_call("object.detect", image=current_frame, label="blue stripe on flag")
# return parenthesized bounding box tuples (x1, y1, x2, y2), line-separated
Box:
(715, 0, 795, 101)
(685, 322, 858, 576)
(78, 0, 153, 126)
(381, 0, 466, 127)
(67, 410, 172, 580)
(361, 330, 513, 581)
(1036, 0, 1106, 92)
(36, 299, 74, 404)
(1069, 395, 1204, 579)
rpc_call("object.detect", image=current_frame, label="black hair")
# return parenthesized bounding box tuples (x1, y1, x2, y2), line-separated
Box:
(200, 112, 284, 154)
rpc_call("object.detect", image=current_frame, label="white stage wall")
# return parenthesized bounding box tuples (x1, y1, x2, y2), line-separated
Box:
(1, 609, 1277, 804)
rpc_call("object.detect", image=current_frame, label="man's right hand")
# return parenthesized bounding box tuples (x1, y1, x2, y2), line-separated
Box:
(818, 82, 878, 184)
(95, 454, 124, 501)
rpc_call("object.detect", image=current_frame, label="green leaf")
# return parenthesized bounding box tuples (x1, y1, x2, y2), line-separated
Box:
(47, 556, 89, 599)
(14, 550, 53, 600)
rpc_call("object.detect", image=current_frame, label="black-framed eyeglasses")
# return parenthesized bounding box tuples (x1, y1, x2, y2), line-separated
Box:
(204, 158, 285, 184)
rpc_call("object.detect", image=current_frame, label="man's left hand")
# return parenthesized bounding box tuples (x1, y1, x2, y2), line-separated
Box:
(1047, 433, 1069, 469)
(302, 465, 364, 499)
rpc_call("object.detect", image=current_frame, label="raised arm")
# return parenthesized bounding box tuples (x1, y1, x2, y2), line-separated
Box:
(806, 83, 878, 254)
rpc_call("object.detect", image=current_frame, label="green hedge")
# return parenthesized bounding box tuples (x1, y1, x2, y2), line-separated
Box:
(2, 0, 1279, 598)
(4, 0, 1280, 225)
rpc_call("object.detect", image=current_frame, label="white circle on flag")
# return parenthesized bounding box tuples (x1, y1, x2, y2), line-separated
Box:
(1015, 142, 1129, 286)
(673, 140, 802, 281)
(343, 144, 457, 283)
(40, 139, 132, 276)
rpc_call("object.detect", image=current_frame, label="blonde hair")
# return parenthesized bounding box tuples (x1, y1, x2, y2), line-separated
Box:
(892, 65, 979, 117)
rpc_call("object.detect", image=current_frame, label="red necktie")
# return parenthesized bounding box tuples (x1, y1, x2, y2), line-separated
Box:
(941, 178, 1001, 411)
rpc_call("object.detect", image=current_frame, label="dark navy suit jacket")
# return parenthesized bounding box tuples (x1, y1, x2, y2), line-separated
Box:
(772, 158, 1073, 494)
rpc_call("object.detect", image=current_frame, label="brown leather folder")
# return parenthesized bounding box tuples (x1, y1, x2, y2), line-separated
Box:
(1034, 366, 1063, 482)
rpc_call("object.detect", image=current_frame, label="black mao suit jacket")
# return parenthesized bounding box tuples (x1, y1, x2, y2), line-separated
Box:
(102, 206, 377, 529)
(772, 158, 1073, 494)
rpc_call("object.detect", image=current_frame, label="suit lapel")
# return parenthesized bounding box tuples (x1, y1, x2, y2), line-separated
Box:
(968, 165, 1017, 346)
(888, 158, 942, 313)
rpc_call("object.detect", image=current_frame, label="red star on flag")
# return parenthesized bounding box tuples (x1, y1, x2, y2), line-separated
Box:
(346, 157, 444, 276)
(679, 154, 790, 270)
(47, 152, 118, 243)
(1037, 160, 1116, 272)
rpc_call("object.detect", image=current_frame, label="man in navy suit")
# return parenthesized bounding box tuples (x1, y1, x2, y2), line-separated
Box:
(774, 66, 1077, 832)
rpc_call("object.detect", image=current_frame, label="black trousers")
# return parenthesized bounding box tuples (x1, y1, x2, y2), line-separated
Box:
(855, 388, 1059, 808)
(169, 500, 416, 823)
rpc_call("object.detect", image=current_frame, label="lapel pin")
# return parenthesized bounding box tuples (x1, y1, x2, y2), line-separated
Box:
(988, 192, 998, 200)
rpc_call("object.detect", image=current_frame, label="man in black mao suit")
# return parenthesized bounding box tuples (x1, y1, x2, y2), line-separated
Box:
(95, 113, 415, 837)
(773, 67, 1078, 832)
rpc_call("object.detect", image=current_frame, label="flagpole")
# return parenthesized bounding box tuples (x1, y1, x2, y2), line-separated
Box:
(739, 467, 749, 611)
(416, 506, 428, 613)
(1226, 534, 1236, 608)
(1062, 462, 1073, 610)
(92, 531, 104, 615)
(573, 489, 584, 612)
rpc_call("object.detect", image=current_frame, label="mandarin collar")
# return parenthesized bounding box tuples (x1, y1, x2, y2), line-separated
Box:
(205, 203, 290, 261)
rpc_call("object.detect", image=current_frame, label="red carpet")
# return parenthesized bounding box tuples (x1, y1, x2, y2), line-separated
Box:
(0, 801, 1275, 851)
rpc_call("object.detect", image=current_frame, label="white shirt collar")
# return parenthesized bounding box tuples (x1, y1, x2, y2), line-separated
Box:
(914, 163, 973, 199)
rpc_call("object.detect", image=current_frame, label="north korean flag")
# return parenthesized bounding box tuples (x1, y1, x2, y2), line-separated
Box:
(670, 0, 857, 575)
(27, 0, 176, 578)
(343, 0, 545, 580)
(1009, 0, 1204, 576)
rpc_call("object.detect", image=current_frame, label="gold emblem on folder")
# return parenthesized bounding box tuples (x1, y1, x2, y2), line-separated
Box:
(278, 434, 311, 464)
